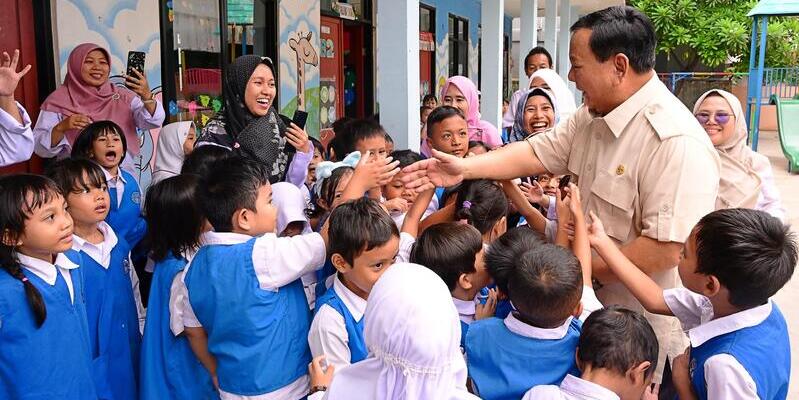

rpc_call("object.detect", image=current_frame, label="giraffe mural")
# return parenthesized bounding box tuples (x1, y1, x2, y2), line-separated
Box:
(289, 31, 319, 111)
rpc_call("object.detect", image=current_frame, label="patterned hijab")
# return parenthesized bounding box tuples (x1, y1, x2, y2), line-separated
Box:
(220, 55, 292, 183)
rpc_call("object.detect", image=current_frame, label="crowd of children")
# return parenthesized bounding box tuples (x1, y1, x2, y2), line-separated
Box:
(0, 5, 797, 400)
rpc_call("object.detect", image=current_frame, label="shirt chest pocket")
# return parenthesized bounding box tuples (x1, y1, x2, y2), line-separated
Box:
(590, 169, 636, 242)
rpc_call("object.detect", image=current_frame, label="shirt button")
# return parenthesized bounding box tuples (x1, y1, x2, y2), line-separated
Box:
(587, 164, 593, 171)
(661, 204, 670, 212)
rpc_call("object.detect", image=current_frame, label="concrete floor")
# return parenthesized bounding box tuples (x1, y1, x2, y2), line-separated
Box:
(758, 130, 798, 397)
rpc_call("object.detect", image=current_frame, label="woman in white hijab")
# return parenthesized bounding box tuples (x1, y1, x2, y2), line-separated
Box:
(693, 89, 785, 220)
(503, 68, 577, 132)
(151, 121, 196, 184)
(309, 263, 478, 400)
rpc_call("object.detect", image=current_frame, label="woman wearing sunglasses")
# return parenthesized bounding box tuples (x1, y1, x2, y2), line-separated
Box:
(693, 89, 785, 220)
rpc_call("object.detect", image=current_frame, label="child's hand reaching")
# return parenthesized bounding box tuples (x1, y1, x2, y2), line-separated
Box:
(587, 210, 612, 248)
(339, 151, 400, 205)
(308, 355, 335, 388)
(474, 288, 498, 320)
(672, 348, 698, 400)
(383, 198, 410, 214)
(521, 181, 544, 204)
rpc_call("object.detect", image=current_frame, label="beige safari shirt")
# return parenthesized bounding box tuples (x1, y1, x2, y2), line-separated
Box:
(529, 74, 720, 381)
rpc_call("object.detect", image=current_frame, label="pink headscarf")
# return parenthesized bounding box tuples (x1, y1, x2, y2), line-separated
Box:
(440, 76, 501, 148)
(41, 43, 140, 154)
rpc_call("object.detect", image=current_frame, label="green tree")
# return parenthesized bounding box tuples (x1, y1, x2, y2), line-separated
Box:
(630, 0, 799, 71)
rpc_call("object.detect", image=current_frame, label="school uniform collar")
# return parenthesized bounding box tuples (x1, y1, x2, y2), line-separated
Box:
(688, 300, 773, 347)
(559, 374, 620, 400)
(453, 297, 476, 324)
(504, 312, 573, 340)
(333, 274, 367, 322)
(102, 167, 127, 185)
(72, 221, 118, 269)
(14, 252, 78, 286)
(599, 72, 659, 138)
(199, 230, 259, 246)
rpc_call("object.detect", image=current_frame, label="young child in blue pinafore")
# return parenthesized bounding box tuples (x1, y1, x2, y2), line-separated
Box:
(466, 187, 602, 400)
(410, 222, 496, 350)
(71, 120, 147, 247)
(47, 158, 142, 400)
(139, 174, 216, 400)
(523, 306, 660, 400)
(589, 207, 797, 400)
(308, 189, 428, 372)
(181, 156, 330, 399)
(0, 174, 96, 400)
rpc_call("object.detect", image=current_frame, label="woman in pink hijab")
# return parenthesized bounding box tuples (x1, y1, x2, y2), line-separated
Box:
(34, 43, 164, 166)
(421, 76, 501, 157)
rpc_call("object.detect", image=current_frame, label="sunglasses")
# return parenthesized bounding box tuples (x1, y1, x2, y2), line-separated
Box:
(695, 112, 731, 126)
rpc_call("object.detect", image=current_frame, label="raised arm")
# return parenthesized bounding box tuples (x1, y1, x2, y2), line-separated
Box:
(499, 180, 548, 235)
(588, 212, 672, 316)
(568, 185, 592, 286)
(401, 188, 435, 238)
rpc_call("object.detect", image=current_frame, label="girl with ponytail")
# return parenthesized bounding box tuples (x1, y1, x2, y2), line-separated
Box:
(0, 174, 96, 399)
(454, 179, 509, 244)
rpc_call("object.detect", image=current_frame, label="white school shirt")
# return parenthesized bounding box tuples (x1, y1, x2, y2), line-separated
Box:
(102, 167, 128, 208)
(308, 274, 367, 372)
(396, 232, 415, 263)
(504, 286, 603, 340)
(72, 221, 146, 331)
(453, 297, 476, 325)
(388, 197, 438, 231)
(522, 374, 620, 400)
(180, 230, 326, 400)
(664, 288, 764, 399)
(0, 101, 34, 167)
(15, 252, 79, 303)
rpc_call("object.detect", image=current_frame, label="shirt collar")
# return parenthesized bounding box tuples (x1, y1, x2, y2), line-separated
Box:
(200, 231, 256, 246)
(504, 312, 573, 340)
(453, 297, 476, 320)
(559, 374, 620, 400)
(599, 72, 660, 138)
(333, 274, 367, 321)
(15, 252, 79, 285)
(72, 221, 118, 269)
(102, 167, 127, 184)
(688, 300, 773, 347)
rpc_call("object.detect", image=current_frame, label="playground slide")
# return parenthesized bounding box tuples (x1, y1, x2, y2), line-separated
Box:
(770, 95, 799, 173)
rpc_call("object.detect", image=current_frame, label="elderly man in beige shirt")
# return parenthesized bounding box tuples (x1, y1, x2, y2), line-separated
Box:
(403, 5, 720, 389)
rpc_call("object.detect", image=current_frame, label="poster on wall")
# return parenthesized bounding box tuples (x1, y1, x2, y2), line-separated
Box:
(279, 0, 321, 138)
(54, 0, 163, 189)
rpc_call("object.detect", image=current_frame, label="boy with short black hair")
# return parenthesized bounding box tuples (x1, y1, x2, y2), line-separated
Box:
(589, 208, 797, 400)
(182, 156, 329, 399)
(308, 192, 431, 372)
(524, 306, 659, 400)
(426, 106, 469, 158)
(335, 118, 388, 159)
(466, 189, 602, 400)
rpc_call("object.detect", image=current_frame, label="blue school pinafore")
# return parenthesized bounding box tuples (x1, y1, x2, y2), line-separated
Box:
(0, 251, 97, 399)
(185, 238, 312, 396)
(690, 304, 790, 400)
(140, 253, 217, 400)
(315, 285, 368, 363)
(106, 169, 147, 247)
(465, 316, 581, 400)
(73, 236, 141, 400)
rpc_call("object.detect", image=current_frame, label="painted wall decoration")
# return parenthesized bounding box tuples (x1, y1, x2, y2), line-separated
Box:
(54, 0, 162, 188)
(279, 0, 321, 138)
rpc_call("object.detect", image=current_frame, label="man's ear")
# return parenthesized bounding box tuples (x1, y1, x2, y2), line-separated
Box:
(331, 253, 351, 274)
(613, 53, 630, 81)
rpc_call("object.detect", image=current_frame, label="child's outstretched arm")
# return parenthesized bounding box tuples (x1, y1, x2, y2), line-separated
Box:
(418, 199, 456, 233)
(588, 211, 672, 316)
(337, 151, 400, 207)
(554, 188, 572, 248)
(567, 184, 591, 286)
(401, 188, 435, 238)
(499, 180, 548, 235)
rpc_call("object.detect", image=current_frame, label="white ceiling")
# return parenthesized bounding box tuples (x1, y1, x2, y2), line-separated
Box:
(504, 0, 625, 18)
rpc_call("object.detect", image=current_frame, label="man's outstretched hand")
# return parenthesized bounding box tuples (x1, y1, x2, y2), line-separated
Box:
(401, 148, 466, 191)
